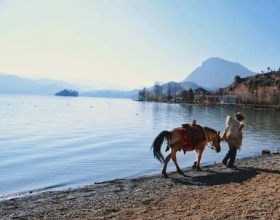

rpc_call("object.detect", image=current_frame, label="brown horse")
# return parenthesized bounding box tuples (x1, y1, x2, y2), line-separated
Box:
(151, 125, 221, 178)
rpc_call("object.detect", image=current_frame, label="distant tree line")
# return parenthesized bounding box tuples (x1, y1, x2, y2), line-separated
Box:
(138, 81, 194, 103)
(55, 89, 79, 97)
(179, 88, 194, 102)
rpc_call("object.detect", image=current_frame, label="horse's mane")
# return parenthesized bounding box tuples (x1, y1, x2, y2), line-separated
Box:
(203, 126, 217, 133)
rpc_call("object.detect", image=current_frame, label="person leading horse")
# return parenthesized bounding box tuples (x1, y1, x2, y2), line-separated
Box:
(221, 112, 245, 168)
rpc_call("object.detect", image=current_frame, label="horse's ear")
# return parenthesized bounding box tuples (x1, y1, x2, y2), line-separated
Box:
(218, 131, 220, 135)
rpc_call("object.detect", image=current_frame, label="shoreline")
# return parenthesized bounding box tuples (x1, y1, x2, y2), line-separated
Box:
(146, 100, 280, 111)
(0, 153, 264, 202)
(1, 155, 279, 219)
(215, 103, 280, 111)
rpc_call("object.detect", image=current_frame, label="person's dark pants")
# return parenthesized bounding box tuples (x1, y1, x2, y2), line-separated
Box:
(223, 148, 237, 166)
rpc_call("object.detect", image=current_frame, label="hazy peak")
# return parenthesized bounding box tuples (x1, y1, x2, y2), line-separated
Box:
(182, 57, 256, 89)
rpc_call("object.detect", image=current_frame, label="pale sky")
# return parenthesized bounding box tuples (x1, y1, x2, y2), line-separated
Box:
(1, 0, 280, 90)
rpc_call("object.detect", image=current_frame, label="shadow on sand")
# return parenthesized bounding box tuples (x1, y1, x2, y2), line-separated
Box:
(170, 165, 280, 187)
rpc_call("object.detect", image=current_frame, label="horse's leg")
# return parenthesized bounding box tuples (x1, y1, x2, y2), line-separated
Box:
(192, 149, 198, 169)
(195, 148, 205, 171)
(162, 153, 172, 178)
(192, 161, 197, 170)
(196, 151, 202, 171)
(171, 149, 183, 175)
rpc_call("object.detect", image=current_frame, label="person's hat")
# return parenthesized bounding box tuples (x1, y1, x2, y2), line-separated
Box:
(234, 112, 245, 120)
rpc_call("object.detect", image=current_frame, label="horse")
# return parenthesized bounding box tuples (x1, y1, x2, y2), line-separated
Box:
(151, 124, 221, 178)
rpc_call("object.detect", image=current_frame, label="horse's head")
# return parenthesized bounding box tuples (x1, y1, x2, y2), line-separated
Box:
(205, 127, 221, 153)
(211, 131, 221, 153)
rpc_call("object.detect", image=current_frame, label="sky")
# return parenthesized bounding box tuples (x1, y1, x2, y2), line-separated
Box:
(1, 0, 280, 90)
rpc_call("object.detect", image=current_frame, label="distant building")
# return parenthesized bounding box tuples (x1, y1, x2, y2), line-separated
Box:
(194, 87, 209, 96)
(221, 95, 237, 104)
(194, 87, 210, 103)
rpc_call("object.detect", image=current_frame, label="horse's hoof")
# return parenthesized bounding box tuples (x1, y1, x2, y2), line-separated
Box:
(196, 167, 202, 171)
(178, 170, 184, 175)
(162, 171, 168, 178)
(192, 162, 197, 170)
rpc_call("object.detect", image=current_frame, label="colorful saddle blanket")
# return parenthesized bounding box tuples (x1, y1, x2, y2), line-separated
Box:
(177, 124, 206, 154)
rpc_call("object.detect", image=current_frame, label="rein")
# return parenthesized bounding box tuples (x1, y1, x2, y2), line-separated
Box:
(206, 143, 214, 150)
(203, 127, 215, 150)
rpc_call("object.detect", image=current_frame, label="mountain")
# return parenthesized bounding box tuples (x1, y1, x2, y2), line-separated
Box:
(0, 73, 64, 95)
(182, 57, 256, 90)
(0, 73, 138, 98)
(148, 81, 200, 93)
(0, 73, 96, 95)
(36, 78, 93, 92)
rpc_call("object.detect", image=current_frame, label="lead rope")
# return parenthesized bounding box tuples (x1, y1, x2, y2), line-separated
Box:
(206, 143, 213, 150)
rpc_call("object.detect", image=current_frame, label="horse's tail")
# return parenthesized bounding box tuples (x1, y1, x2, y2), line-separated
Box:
(151, 130, 171, 163)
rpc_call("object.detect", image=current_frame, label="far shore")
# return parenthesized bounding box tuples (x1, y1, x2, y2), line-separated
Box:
(192, 103, 280, 111)
(1, 154, 279, 219)
(135, 99, 280, 111)
(216, 103, 280, 111)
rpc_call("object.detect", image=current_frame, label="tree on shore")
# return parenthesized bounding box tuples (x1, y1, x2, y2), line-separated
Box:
(138, 87, 147, 101)
(188, 88, 194, 102)
(234, 75, 242, 83)
(154, 81, 162, 101)
(167, 83, 172, 101)
(178, 88, 194, 103)
(179, 90, 188, 100)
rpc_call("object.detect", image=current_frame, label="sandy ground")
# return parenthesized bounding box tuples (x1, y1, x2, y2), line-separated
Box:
(0, 155, 280, 220)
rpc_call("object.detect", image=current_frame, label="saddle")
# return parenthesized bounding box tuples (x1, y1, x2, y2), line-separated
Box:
(179, 124, 206, 153)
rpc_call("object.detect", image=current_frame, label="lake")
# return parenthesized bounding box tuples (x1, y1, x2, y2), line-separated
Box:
(1, 95, 280, 198)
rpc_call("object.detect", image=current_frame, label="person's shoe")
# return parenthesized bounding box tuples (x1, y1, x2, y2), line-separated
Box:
(227, 164, 237, 168)
(222, 160, 227, 167)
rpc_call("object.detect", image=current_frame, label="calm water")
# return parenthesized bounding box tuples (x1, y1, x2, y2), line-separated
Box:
(1, 95, 280, 198)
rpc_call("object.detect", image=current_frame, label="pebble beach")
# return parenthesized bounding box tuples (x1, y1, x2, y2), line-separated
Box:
(0, 155, 279, 220)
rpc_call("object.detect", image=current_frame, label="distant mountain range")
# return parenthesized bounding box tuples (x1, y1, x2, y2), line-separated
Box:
(0, 73, 92, 95)
(0, 74, 62, 95)
(0, 57, 258, 99)
(148, 81, 200, 93)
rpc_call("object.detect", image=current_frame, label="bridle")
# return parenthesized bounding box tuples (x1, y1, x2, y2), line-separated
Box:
(204, 127, 220, 150)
